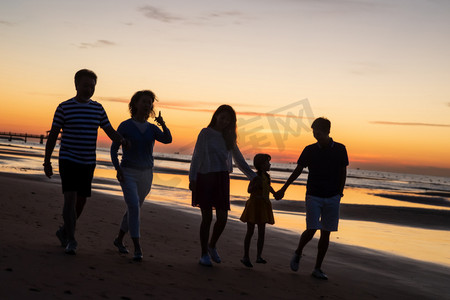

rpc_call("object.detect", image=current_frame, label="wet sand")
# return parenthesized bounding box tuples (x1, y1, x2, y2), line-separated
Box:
(0, 172, 449, 299)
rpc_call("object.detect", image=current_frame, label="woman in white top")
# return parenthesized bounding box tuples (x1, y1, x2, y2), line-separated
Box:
(189, 105, 256, 266)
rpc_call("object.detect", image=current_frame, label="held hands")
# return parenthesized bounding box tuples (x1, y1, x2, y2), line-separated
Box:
(273, 189, 285, 200)
(155, 111, 166, 127)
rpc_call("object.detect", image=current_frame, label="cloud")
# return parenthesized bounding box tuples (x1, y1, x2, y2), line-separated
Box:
(278, 0, 387, 16)
(206, 11, 242, 18)
(0, 20, 13, 26)
(101, 96, 313, 122)
(101, 98, 263, 110)
(98, 97, 128, 104)
(199, 10, 244, 23)
(158, 101, 313, 120)
(138, 5, 184, 23)
(370, 121, 450, 128)
(75, 40, 116, 49)
(138, 5, 245, 25)
(158, 100, 257, 109)
(101, 97, 308, 120)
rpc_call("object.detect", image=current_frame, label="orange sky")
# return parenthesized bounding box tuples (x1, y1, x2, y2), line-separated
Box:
(1, 1, 449, 177)
(1, 92, 450, 177)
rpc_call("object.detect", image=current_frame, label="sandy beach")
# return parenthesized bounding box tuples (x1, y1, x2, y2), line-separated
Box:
(1, 172, 449, 299)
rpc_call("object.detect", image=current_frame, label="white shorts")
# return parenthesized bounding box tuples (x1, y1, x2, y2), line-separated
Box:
(305, 194, 341, 231)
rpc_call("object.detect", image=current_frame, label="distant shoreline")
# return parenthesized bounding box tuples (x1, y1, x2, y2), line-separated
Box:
(1, 141, 450, 197)
(1, 140, 450, 178)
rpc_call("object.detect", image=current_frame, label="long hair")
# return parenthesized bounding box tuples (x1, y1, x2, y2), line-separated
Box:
(128, 90, 157, 120)
(207, 104, 237, 150)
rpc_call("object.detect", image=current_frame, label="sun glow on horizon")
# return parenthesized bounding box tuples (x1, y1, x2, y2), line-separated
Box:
(1, 0, 449, 177)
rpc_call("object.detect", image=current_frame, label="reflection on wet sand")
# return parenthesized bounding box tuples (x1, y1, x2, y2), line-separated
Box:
(1, 142, 450, 266)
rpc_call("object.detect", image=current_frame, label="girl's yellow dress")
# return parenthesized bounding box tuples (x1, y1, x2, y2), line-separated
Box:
(240, 173, 275, 225)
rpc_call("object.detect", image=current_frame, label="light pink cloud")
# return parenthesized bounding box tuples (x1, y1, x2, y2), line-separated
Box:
(75, 40, 116, 49)
(371, 121, 450, 128)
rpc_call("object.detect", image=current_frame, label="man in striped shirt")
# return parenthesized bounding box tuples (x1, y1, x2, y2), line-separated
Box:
(44, 69, 125, 255)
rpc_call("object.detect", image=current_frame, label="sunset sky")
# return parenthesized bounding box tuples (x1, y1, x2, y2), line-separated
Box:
(1, 0, 449, 176)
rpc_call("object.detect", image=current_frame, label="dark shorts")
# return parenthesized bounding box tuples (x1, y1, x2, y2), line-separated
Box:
(192, 171, 230, 210)
(59, 159, 96, 197)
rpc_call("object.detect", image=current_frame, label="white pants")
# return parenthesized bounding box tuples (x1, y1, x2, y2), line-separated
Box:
(119, 167, 153, 238)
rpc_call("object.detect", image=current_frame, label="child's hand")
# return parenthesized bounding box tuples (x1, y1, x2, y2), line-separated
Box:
(274, 190, 284, 200)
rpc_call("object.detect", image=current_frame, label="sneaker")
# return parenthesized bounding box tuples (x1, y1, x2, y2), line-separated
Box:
(290, 252, 301, 272)
(240, 258, 253, 268)
(133, 250, 143, 262)
(113, 238, 129, 254)
(312, 268, 328, 280)
(208, 246, 221, 263)
(199, 254, 212, 267)
(65, 240, 78, 255)
(256, 257, 267, 264)
(56, 227, 67, 247)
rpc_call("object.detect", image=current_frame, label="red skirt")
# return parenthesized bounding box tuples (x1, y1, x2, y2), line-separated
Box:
(192, 171, 230, 210)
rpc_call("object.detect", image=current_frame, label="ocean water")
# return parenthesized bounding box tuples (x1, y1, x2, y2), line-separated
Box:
(1, 140, 450, 266)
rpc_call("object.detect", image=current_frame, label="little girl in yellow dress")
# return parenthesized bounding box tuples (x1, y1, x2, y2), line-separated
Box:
(240, 153, 276, 267)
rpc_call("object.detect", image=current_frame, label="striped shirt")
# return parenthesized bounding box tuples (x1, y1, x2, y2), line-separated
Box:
(52, 98, 111, 164)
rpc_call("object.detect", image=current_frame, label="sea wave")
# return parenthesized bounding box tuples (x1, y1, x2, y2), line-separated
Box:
(1, 141, 450, 196)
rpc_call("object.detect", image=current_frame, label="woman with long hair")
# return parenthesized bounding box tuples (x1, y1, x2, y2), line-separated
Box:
(189, 105, 256, 266)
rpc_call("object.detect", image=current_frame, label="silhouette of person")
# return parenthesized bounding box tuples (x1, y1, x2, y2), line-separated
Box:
(110, 90, 172, 261)
(44, 69, 126, 255)
(240, 153, 277, 268)
(275, 117, 348, 279)
(189, 105, 256, 266)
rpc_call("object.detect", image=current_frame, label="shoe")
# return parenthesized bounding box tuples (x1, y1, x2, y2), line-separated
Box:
(241, 258, 253, 268)
(65, 240, 77, 255)
(208, 246, 221, 263)
(312, 268, 328, 280)
(256, 257, 267, 264)
(113, 238, 129, 254)
(199, 255, 212, 267)
(133, 250, 143, 262)
(290, 252, 301, 271)
(56, 227, 67, 247)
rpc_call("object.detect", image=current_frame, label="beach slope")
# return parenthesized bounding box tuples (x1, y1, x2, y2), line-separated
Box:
(0, 172, 449, 299)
